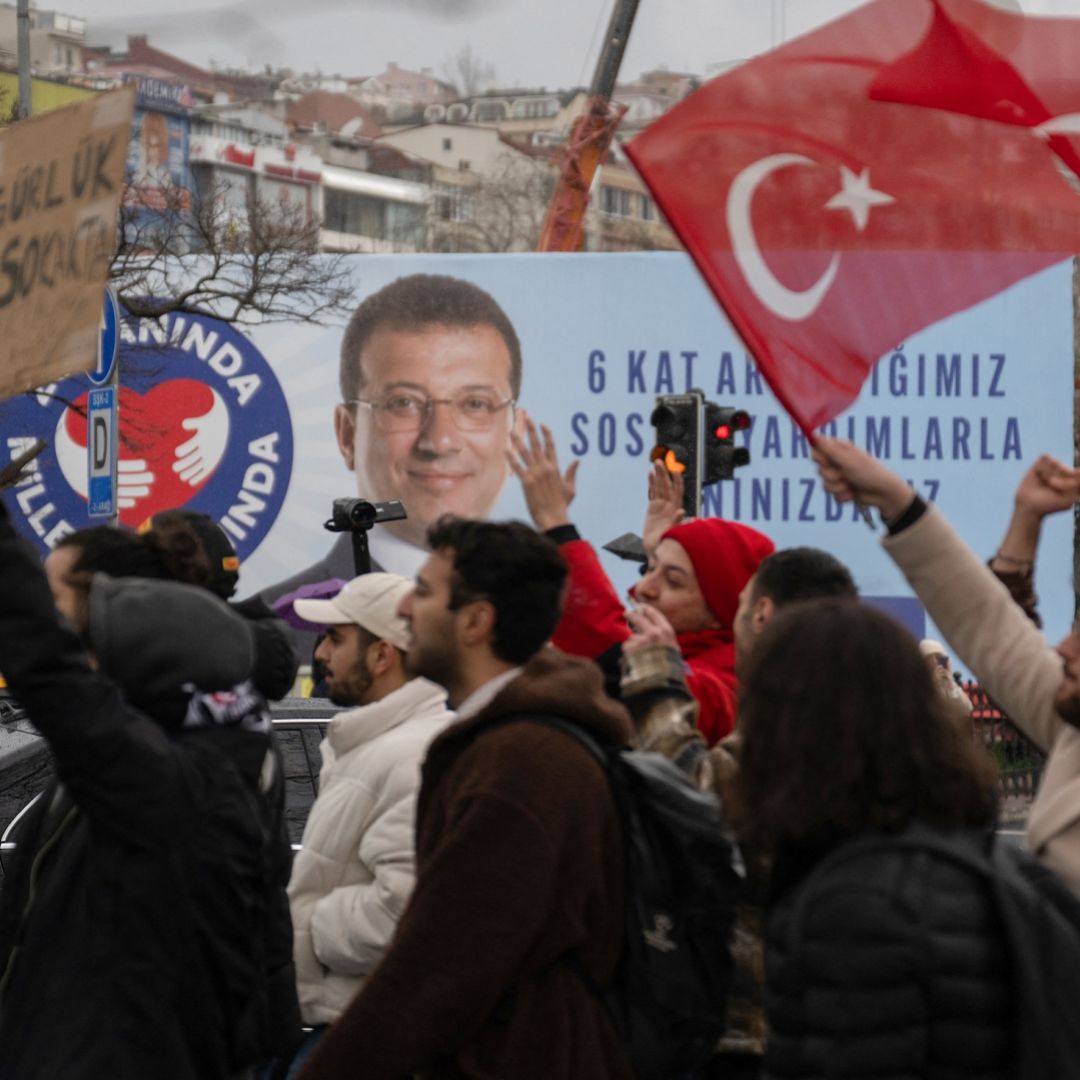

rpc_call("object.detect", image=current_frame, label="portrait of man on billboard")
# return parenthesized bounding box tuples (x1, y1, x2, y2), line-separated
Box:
(136, 110, 173, 188)
(261, 272, 524, 608)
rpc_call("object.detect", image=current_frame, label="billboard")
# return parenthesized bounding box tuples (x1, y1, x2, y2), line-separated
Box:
(0, 252, 1073, 658)
(123, 77, 194, 221)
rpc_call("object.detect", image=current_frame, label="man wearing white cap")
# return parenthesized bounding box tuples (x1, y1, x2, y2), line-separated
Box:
(284, 573, 454, 1076)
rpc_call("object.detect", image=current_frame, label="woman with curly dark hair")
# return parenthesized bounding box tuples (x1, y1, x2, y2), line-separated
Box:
(736, 599, 1011, 1080)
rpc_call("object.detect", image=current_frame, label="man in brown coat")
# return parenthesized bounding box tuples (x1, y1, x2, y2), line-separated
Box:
(300, 517, 634, 1080)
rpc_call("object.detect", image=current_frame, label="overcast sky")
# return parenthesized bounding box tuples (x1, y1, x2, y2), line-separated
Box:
(56, 0, 1080, 90)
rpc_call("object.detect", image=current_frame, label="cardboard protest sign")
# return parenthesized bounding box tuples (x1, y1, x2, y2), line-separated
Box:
(0, 86, 133, 401)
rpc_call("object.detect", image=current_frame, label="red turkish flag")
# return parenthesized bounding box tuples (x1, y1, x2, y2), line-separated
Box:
(625, 0, 1080, 434)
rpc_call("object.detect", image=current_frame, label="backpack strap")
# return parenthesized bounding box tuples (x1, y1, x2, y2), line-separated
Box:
(513, 713, 612, 763)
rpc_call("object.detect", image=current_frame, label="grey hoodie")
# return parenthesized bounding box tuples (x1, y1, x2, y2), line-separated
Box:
(88, 573, 255, 706)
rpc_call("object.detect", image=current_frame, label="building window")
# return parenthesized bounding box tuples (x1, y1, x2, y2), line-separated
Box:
(640, 194, 655, 221)
(433, 183, 473, 223)
(512, 98, 558, 120)
(386, 200, 426, 246)
(601, 186, 632, 217)
(324, 188, 384, 238)
(471, 100, 508, 123)
(323, 189, 426, 247)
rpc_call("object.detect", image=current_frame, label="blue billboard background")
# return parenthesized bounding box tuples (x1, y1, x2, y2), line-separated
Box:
(0, 251, 1071, 671)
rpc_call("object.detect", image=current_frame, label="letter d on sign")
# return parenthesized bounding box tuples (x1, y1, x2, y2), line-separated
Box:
(92, 414, 108, 470)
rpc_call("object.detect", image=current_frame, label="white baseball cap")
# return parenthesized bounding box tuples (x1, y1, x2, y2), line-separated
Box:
(293, 572, 412, 650)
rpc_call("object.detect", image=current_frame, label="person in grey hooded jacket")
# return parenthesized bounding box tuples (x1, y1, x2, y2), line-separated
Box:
(0, 499, 301, 1080)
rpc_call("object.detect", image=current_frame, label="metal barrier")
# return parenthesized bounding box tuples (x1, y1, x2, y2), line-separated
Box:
(268, 699, 343, 846)
(0, 699, 344, 864)
(0, 792, 40, 872)
(962, 681, 1045, 828)
(0, 688, 1047, 855)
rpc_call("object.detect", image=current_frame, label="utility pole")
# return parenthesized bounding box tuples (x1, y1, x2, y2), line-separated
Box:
(17, 0, 31, 119)
(537, 0, 641, 252)
(771, 0, 786, 47)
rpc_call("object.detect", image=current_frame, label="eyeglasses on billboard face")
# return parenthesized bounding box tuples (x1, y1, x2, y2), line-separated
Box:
(348, 393, 516, 433)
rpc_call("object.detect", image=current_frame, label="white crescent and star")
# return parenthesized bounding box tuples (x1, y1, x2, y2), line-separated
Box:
(727, 155, 894, 321)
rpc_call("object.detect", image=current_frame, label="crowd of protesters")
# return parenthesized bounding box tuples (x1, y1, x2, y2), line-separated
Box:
(4, 418, 1080, 1079)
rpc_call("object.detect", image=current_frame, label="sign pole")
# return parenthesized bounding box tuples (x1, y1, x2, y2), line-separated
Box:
(87, 286, 120, 527)
(107, 330, 119, 529)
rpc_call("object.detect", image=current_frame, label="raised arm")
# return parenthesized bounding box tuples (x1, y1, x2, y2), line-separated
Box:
(508, 413, 578, 533)
(642, 460, 685, 557)
(812, 437, 1064, 753)
(509, 417, 630, 659)
(0, 503, 182, 842)
(988, 455, 1080, 627)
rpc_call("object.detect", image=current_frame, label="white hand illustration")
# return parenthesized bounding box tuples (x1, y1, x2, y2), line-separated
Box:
(55, 407, 155, 509)
(173, 389, 229, 486)
(117, 458, 155, 509)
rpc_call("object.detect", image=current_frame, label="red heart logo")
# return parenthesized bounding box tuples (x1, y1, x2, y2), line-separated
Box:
(57, 379, 230, 526)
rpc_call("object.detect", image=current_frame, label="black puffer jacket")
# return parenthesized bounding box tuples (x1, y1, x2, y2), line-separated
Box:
(763, 825, 1013, 1080)
(0, 505, 301, 1080)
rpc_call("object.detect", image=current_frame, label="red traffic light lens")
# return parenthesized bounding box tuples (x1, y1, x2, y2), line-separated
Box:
(715, 424, 731, 440)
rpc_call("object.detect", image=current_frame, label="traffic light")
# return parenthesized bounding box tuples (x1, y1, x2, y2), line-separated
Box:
(704, 403, 751, 484)
(650, 390, 704, 516)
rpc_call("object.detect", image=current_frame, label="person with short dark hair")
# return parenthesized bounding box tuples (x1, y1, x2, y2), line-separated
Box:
(731, 546, 857, 679)
(258, 274, 525, 663)
(736, 599, 1010, 1080)
(338, 273, 523, 411)
(298, 516, 634, 1080)
(738, 545, 857, 619)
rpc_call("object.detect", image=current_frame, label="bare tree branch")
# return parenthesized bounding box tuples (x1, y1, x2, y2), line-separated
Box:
(0, 439, 47, 491)
(112, 176, 355, 326)
(431, 154, 553, 254)
(441, 44, 496, 98)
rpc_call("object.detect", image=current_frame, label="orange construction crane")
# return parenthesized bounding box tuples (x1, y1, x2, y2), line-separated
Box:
(537, 0, 640, 252)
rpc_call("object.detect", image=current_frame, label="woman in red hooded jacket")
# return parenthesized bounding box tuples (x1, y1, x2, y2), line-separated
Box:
(510, 417, 774, 744)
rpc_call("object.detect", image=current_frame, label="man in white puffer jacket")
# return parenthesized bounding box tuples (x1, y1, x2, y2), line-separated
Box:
(285, 573, 454, 1074)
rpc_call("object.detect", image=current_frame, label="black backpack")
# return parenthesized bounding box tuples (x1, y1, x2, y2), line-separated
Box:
(519, 715, 743, 1080)
(798, 827, 1080, 1080)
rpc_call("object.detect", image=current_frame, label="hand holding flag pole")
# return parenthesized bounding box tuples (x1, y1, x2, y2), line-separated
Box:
(809, 434, 877, 530)
(812, 436, 922, 527)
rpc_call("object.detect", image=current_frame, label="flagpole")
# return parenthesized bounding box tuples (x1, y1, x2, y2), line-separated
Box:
(1072, 257, 1080, 604)
(771, 0, 785, 47)
(17, 0, 30, 119)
